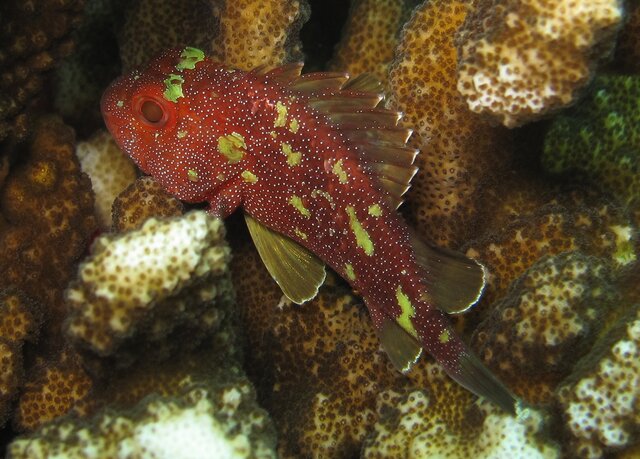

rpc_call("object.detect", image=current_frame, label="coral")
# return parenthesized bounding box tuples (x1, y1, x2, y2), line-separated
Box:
(465, 194, 636, 309)
(0, 288, 42, 427)
(0, 0, 84, 143)
(118, 0, 215, 71)
(0, 115, 96, 327)
(614, 2, 640, 73)
(209, 0, 310, 70)
(14, 348, 92, 432)
(53, 0, 124, 136)
(472, 252, 617, 404)
(8, 379, 277, 459)
(76, 130, 137, 229)
(557, 303, 640, 458)
(387, 0, 512, 249)
(456, 0, 623, 128)
(65, 211, 234, 366)
(362, 392, 559, 458)
(111, 176, 184, 232)
(542, 75, 640, 217)
(328, 0, 418, 87)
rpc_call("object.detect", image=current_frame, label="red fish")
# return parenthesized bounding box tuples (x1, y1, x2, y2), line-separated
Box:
(102, 47, 518, 413)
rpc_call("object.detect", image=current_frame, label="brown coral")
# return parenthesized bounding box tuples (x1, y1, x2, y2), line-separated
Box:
(387, 0, 512, 249)
(65, 212, 234, 366)
(13, 348, 92, 432)
(472, 252, 617, 404)
(557, 303, 640, 458)
(0, 288, 42, 427)
(328, 0, 418, 87)
(0, 115, 96, 329)
(455, 0, 623, 127)
(118, 0, 217, 71)
(0, 0, 84, 143)
(111, 176, 184, 232)
(76, 130, 137, 229)
(209, 0, 310, 70)
(9, 378, 277, 459)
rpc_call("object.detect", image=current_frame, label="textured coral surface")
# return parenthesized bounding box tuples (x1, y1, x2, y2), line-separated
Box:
(1, 0, 640, 457)
(456, 0, 623, 127)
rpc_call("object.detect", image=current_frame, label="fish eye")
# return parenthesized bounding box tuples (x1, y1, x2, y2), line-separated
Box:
(135, 96, 169, 127)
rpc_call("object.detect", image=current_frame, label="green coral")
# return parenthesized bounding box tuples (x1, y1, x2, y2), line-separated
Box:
(543, 76, 640, 209)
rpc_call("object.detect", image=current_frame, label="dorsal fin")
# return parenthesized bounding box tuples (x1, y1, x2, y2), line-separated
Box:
(264, 62, 304, 83)
(342, 73, 383, 92)
(289, 72, 349, 92)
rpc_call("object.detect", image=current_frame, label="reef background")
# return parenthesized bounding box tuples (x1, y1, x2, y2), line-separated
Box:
(1, 0, 639, 458)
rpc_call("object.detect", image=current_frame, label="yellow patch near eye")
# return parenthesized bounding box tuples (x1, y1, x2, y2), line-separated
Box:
(163, 74, 184, 102)
(332, 159, 348, 184)
(368, 204, 383, 217)
(396, 286, 418, 338)
(294, 228, 308, 240)
(439, 329, 450, 344)
(289, 118, 299, 133)
(241, 170, 258, 183)
(289, 195, 311, 218)
(281, 143, 302, 166)
(345, 206, 373, 255)
(274, 101, 288, 127)
(187, 169, 199, 182)
(116, 100, 124, 108)
(217, 132, 246, 163)
(175, 47, 205, 71)
(177, 130, 187, 139)
(344, 263, 356, 281)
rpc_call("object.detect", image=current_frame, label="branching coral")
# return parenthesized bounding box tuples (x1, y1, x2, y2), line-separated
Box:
(14, 348, 92, 432)
(76, 130, 137, 229)
(209, 0, 310, 70)
(0, 0, 84, 143)
(8, 380, 277, 459)
(0, 115, 96, 328)
(387, 0, 512, 249)
(362, 391, 558, 458)
(557, 303, 640, 458)
(65, 211, 234, 365)
(543, 75, 640, 220)
(0, 288, 42, 427)
(472, 252, 616, 404)
(111, 176, 184, 232)
(328, 0, 418, 87)
(456, 0, 624, 128)
(118, 0, 216, 71)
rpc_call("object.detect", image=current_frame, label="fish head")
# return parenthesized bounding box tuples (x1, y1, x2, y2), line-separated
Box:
(101, 47, 236, 203)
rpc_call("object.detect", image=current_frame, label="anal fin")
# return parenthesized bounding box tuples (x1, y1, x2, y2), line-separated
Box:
(377, 318, 423, 374)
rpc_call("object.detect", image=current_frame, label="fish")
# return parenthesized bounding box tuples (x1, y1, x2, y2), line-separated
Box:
(101, 46, 519, 414)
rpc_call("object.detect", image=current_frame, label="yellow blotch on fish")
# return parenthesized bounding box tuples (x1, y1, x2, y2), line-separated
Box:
(275, 101, 288, 127)
(289, 118, 300, 133)
(217, 132, 246, 163)
(241, 170, 258, 183)
(332, 159, 348, 184)
(344, 263, 356, 281)
(289, 195, 311, 218)
(368, 204, 383, 217)
(281, 143, 302, 166)
(187, 169, 199, 182)
(294, 228, 308, 240)
(346, 206, 373, 255)
(395, 286, 417, 338)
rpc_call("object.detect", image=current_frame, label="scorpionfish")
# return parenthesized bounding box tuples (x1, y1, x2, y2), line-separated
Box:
(102, 47, 518, 414)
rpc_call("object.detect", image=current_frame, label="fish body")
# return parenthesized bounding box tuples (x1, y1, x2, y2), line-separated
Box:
(102, 47, 518, 414)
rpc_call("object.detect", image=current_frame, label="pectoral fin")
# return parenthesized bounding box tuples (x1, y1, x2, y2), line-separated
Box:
(244, 212, 326, 304)
(410, 233, 487, 314)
